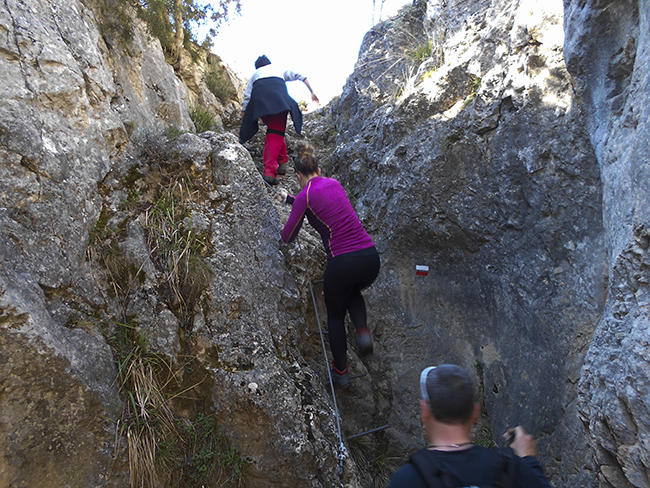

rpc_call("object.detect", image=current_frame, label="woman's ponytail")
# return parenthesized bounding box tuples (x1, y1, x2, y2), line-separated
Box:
(293, 142, 319, 176)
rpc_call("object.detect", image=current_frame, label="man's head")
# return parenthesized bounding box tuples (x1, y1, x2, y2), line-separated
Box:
(420, 364, 475, 424)
(255, 55, 271, 69)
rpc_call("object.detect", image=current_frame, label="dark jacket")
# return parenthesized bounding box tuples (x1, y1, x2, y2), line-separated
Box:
(388, 446, 552, 488)
(239, 77, 303, 144)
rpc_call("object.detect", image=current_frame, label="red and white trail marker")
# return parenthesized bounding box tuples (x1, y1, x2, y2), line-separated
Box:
(415, 265, 429, 276)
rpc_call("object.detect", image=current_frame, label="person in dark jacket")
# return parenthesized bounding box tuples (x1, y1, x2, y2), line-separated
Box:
(239, 55, 319, 185)
(388, 364, 552, 488)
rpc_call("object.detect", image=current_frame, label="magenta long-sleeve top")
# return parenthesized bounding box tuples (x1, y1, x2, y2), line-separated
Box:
(281, 176, 375, 259)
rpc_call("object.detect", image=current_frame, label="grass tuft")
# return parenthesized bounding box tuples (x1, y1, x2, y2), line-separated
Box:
(408, 40, 433, 62)
(206, 61, 236, 103)
(108, 323, 247, 488)
(142, 178, 213, 328)
(190, 105, 218, 133)
(348, 432, 400, 488)
(164, 414, 247, 487)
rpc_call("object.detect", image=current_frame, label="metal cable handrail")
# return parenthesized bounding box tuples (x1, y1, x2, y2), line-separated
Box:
(262, 177, 347, 475)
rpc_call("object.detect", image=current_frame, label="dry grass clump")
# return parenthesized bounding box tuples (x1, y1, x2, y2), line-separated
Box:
(112, 326, 246, 488)
(140, 165, 213, 328)
(90, 126, 247, 487)
(120, 353, 177, 488)
(349, 432, 401, 488)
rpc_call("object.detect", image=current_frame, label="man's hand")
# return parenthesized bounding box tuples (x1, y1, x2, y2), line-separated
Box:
(504, 426, 538, 458)
(277, 189, 288, 204)
(303, 79, 319, 104)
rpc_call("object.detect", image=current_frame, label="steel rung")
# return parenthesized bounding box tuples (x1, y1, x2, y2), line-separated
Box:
(348, 424, 391, 440)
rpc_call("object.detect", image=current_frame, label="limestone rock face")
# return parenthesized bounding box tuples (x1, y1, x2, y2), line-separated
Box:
(0, 2, 358, 482)
(1, 0, 346, 486)
(308, 0, 608, 486)
(565, 0, 650, 486)
(0, 0, 177, 484)
(100, 130, 352, 487)
(2, 0, 650, 486)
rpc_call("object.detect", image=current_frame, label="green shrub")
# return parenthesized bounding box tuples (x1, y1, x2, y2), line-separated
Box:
(471, 77, 482, 93)
(91, 0, 241, 62)
(92, 0, 134, 47)
(408, 40, 433, 62)
(206, 63, 236, 102)
(190, 105, 217, 133)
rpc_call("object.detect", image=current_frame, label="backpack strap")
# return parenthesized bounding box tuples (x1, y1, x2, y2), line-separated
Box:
(489, 447, 517, 488)
(409, 449, 459, 488)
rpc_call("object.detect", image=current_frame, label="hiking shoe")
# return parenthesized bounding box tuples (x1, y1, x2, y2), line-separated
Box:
(263, 175, 278, 186)
(356, 328, 373, 357)
(277, 163, 288, 175)
(330, 364, 351, 389)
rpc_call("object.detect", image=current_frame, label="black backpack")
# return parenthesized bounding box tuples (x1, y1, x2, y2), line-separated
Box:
(409, 447, 516, 488)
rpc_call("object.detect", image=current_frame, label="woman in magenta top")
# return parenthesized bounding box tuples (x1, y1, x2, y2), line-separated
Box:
(279, 143, 380, 388)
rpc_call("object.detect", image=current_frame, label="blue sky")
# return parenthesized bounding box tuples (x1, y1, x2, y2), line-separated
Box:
(210, 0, 411, 106)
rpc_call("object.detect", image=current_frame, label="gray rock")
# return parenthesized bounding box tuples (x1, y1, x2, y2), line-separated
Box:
(309, 1, 606, 485)
(565, 0, 650, 486)
(3, 0, 650, 486)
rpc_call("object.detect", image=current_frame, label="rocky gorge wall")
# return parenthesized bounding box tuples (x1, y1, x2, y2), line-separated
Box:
(1, 0, 649, 487)
(318, 0, 605, 486)
(565, 0, 650, 486)
(0, 0, 349, 486)
(309, 0, 648, 486)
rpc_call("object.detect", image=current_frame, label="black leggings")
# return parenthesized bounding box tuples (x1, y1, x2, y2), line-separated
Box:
(324, 247, 380, 371)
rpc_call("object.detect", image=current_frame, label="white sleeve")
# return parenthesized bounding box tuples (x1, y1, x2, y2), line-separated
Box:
(283, 69, 307, 82)
(242, 71, 261, 110)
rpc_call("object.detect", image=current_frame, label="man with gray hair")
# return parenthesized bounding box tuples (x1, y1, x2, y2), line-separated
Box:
(388, 364, 551, 488)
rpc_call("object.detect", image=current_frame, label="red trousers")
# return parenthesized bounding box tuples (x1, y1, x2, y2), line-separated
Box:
(261, 111, 289, 177)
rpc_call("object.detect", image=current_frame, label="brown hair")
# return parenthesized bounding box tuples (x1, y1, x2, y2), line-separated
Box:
(293, 142, 319, 176)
